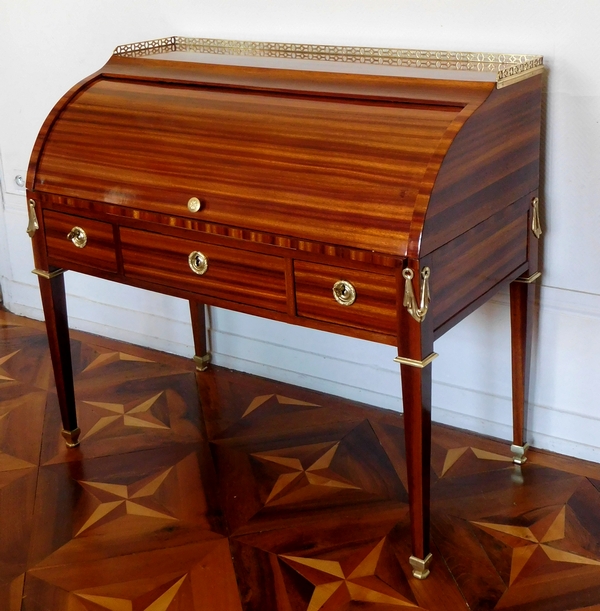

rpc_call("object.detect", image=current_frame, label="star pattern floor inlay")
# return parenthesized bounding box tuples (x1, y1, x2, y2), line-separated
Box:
(2, 308, 600, 610)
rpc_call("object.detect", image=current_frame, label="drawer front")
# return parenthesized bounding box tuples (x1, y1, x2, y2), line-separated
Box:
(294, 261, 398, 335)
(121, 228, 287, 312)
(44, 210, 118, 273)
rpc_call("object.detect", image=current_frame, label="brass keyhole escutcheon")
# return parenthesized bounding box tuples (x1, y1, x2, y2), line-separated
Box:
(332, 280, 356, 306)
(67, 226, 87, 248)
(187, 197, 202, 213)
(188, 251, 208, 275)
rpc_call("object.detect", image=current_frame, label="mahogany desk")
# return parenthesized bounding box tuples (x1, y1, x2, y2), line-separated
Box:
(25, 37, 544, 580)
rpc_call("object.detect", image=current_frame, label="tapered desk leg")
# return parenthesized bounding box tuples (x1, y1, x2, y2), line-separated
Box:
(509, 275, 537, 465)
(400, 359, 433, 579)
(189, 300, 211, 372)
(38, 271, 80, 448)
(397, 263, 435, 579)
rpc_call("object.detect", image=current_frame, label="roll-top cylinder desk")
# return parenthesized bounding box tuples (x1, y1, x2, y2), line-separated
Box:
(25, 37, 544, 580)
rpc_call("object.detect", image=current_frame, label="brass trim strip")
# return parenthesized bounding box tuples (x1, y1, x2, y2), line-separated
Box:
(496, 62, 545, 89)
(113, 37, 543, 85)
(193, 354, 211, 372)
(409, 553, 433, 580)
(511, 443, 529, 465)
(394, 352, 438, 369)
(514, 271, 541, 284)
(32, 268, 66, 279)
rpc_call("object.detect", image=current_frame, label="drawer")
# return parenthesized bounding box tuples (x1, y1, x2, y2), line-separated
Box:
(294, 261, 398, 335)
(44, 210, 118, 273)
(120, 228, 287, 312)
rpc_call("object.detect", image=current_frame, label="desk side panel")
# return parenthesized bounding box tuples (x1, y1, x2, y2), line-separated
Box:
(421, 74, 542, 256)
(429, 194, 531, 336)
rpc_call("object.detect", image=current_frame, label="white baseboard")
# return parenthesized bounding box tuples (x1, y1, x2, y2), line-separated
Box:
(2, 267, 600, 465)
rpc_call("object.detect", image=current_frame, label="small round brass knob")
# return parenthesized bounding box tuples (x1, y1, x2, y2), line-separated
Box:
(188, 251, 208, 275)
(332, 280, 356, 306)
(187, 197, 202, 213)
(67, 226, 87, 248)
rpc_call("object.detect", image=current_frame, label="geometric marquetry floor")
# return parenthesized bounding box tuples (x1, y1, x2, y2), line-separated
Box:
(1, 308, 600, 611)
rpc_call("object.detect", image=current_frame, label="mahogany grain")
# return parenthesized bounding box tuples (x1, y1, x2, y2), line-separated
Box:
(24, 41, 544, 574)
(2, 309, 599, 611)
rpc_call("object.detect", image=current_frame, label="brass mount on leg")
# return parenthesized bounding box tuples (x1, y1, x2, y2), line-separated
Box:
(409, 553, 433, 579)
(514, 271, 541, 284)
(394, 353, 438, 369)
(511, 443, 529, 465)
(61, 427, 81, 448)
(32, 268, 66, 279)
(193, 353, 211, 372)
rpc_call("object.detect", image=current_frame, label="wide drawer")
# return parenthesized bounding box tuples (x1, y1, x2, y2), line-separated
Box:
(120, 228, 287, 312)
(44, 210, 118, 273)
(294, 261, 398, 335)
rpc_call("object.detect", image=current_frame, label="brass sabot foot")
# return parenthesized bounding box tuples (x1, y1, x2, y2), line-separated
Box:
(61, 427, 81, 448)
(409, 552, 432, 579)
(193, 353, 211, 372)
(511, 442, 529, 465)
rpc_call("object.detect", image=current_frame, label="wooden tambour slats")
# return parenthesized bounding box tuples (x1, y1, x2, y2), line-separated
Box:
(36, 78, 468, 257)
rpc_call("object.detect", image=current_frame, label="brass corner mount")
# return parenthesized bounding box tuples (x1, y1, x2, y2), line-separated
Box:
(409, 553, 433, 579)
(193, 353, 211, 372)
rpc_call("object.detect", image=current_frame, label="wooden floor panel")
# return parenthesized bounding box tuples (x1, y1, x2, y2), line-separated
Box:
(2, 307, 600, 610)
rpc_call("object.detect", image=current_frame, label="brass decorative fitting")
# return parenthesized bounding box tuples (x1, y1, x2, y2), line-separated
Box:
(511, 443, 529, 465)
(402, 266, 431, 323)
(187, 197, 202, 213)
(27, 199, 39, 238)
(193, 353, 211, 372)
(515, 271, 542, 284)
(332, 280, 356, 306)
(189, 251, 208, 275)
(67, 226, 88, 248)
(409, 553, 433, 580)
(394, 352, 439, 369)
(61, 427, 81, 448)
(32, 268, 66, 279)
(531, 197, 542, 239)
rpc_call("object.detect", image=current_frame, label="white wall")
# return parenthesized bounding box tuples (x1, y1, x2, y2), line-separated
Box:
(1, 1, 599, 462)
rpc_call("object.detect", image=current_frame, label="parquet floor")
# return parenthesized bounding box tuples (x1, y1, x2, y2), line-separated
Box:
(2, 308, 600, 611)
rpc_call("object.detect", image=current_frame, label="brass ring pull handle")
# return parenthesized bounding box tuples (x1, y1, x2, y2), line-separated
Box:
(332, 280, 356, 306)
(187, 197, 202, 213)
(188, 251, 208, 275)
(67, 226, 87, 248)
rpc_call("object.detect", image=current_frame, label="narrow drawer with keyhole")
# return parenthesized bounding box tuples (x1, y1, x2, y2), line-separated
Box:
(44, 210, 118, 273)
(120, 228, 288, 312)
(294, 260, 398, 335)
